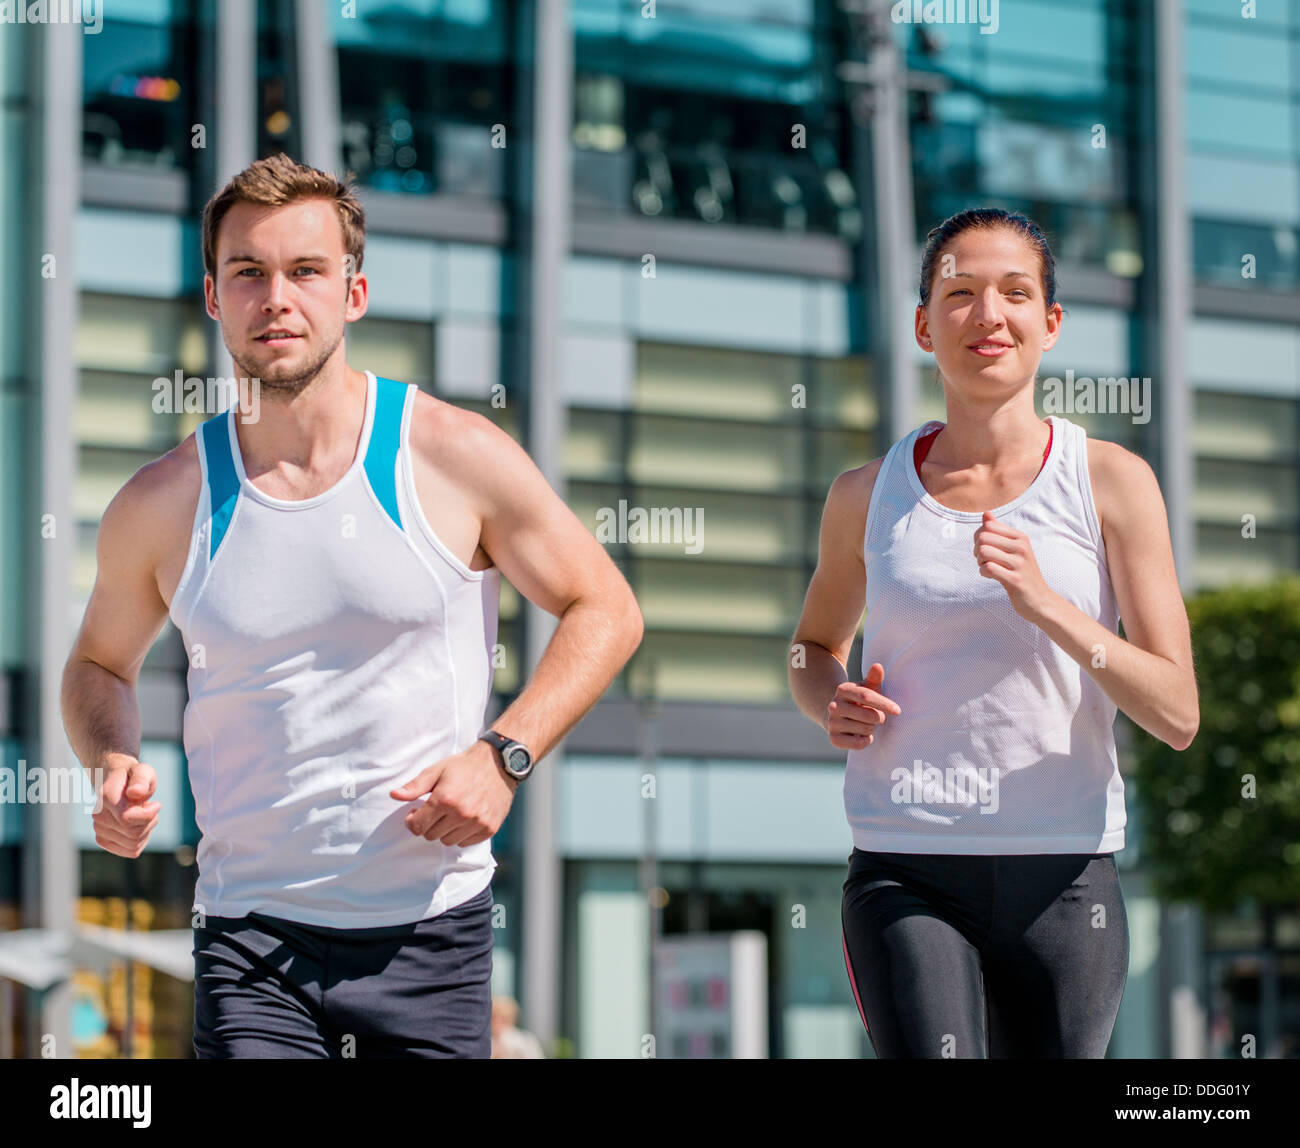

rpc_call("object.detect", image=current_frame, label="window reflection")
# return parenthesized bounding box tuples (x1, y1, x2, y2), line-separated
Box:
(258, 0, 295, 160)
(573, 1, 856, 235)
(82, 0, 199, 171)
(916, 187, 1142, 277)
(1194, 218, 1299, 289)
(333, 0, 510, 196)
(904, 2, 1140, 275)
(1186, 9, 1300, 286)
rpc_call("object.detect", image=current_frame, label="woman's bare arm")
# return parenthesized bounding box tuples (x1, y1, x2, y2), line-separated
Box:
(1023, 440, 1199, 750)
(790, 460, 902, 749)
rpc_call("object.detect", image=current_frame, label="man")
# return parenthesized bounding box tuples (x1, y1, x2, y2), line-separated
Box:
(60, 153, 643, 1058)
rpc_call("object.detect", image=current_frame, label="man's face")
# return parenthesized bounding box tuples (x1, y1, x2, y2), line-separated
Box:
(204, 198, 367, 396)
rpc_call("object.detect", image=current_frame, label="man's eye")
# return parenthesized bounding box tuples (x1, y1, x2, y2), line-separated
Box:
(234, 267, 320, 277)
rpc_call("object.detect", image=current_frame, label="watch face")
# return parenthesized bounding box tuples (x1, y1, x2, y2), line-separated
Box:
(505, 747, 532, 775)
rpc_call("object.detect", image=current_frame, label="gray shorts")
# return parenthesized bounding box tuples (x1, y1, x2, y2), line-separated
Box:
(192, 885, 494, 1059)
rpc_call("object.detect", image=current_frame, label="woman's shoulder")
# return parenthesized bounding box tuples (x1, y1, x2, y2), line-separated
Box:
(827, 421, 938, 518)
(831, 454, 887, 505)
(836, 424, 935, 514)
(1082, 434, 1162, 536)
(818, 456, 888, 552)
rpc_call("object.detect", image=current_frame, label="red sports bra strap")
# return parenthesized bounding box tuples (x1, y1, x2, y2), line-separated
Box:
(913, 423, 1052, 474)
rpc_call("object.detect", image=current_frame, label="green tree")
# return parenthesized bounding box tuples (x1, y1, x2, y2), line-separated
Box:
(1131, 576, 1300, 912)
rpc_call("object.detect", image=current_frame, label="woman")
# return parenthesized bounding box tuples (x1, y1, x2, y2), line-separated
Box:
(789, 208, 1199, 1059)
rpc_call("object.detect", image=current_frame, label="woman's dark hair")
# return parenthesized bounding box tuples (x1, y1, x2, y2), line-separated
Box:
(918, 208, 1057, 310)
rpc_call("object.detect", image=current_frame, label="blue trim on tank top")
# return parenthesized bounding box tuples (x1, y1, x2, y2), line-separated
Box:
(364, 376, 408, 533)
(199, 414, 241, 560)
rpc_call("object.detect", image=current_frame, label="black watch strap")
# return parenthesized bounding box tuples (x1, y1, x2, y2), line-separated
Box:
(478, 730, 534, 782)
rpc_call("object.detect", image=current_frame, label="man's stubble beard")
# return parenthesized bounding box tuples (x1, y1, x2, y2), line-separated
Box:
(227, 325, 345, 401)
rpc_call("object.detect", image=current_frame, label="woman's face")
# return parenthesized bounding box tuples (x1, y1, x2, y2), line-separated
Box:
(915, 227, 1063, 400)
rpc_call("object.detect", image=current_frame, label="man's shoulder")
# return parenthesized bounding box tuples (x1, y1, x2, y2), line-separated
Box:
(407, 388, 521, 475)
(118, 432, 202, 516)
(97, 432, 202, 567)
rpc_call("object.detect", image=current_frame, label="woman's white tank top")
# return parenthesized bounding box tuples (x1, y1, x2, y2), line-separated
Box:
(168, 370, 501, 926)
(844, 415, 1126, 855)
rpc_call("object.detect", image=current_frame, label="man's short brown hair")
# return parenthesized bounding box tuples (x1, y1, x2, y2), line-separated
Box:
(201, 152, 366, 282)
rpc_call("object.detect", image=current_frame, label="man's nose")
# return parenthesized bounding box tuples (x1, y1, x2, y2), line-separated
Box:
(262, 271, 291, 308)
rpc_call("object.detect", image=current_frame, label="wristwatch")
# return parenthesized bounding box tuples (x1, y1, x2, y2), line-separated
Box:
(478, 730, 535, 783)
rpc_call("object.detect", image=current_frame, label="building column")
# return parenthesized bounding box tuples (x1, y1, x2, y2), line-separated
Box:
(841, 0, 919, 447)
(293, 0, 341, 175)
(514, 0, 573, 1050)
(1110, 867, 1162, 1059)
(1150, 0, 1203, 1060)
(24, 14, 82, 1057)
(576, 863, 647, 1058)
(206, 0, 257, 385)
(1153, 0, 1193, 584)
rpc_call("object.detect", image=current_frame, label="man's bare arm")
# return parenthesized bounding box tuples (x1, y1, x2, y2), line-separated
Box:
(393, 405, 643, 847)
(61, 449, 194, 855)
(463, 411, 644, 759)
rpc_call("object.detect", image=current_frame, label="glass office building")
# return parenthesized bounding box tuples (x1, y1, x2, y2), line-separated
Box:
(1, 0, 1297, 1057)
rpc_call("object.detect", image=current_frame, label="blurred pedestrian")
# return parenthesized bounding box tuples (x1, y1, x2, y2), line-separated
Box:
(491, 996, 545, 1059)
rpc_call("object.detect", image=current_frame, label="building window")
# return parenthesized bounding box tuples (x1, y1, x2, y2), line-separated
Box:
(562, 341, 874, 704)
(332, 0, 513, 197)
(907, 0, 1141, 276)
(1185, 2, 1300, 289)
(1193, 390, 1299, 589)
(572, 0, 857, 236)
(74, 293, 208, 606)
(82, 0, 200, 172)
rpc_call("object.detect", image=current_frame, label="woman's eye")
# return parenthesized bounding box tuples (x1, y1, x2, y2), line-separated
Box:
(949, 287, 1029, 297)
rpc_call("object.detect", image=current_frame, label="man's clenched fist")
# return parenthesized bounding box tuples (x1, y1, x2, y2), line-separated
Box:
(92, 760, 161, 858)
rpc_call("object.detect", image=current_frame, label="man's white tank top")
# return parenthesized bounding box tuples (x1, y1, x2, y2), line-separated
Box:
(168, 370, 500, 926)
(844, 415, 1125, 855)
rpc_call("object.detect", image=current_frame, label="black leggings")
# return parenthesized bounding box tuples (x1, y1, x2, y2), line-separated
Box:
(841, 849, 1128, 1059)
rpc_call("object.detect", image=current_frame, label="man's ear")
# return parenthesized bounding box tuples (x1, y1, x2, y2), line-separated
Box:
(203, 273, 221, 321)
(344, 272, 369, 322)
